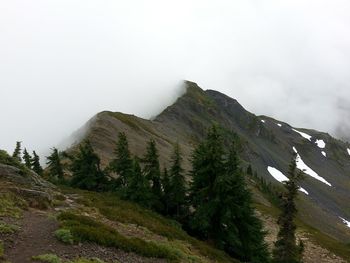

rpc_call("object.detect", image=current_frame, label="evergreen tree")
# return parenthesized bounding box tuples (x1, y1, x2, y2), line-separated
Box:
(12, 141, 22, 162)
(46, 147, 64, 180)
(247, 164, 253, 176)
(31, 151, 43, 175)
(142, 139, 163, 212)
(161, 167, 172, 215)
(70, 140, 107, 191)
(168, 143, 187, 218)
(109, 132, 133, 188)
(273, 153, 304, 263)
(127, 157, 152, 207)
(23, 148, 32, 168)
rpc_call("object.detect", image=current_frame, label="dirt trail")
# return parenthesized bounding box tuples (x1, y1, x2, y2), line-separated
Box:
(4, 209, 164, 263)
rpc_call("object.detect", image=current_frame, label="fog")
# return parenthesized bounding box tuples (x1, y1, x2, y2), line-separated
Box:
(1, 0, 350, 156)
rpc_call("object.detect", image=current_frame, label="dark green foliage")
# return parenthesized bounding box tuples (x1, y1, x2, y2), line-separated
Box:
(31, 151, 43, 175)
(12, 141, 22, 162)
(161, 167, 171, 215)
(246, 164, 253, 176)
(57, 212, 178, 260)
(189, 126, 270, 262)
(273, 153, 304, 263)
(70, 141, 108, 191)
(0, 150, 28, 173)
(23, 148, 32, 168)
(168, 143, 187, 219)
(126, 157, 152, 207)
(46, 148, 64, 180)
(109, 132, 133, 188)
(142, 139, 163, 212)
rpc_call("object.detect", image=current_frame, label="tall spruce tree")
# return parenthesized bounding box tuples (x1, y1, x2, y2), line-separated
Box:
(23, 148, 32, 168)
(127, 157, 152, 207)
(31, 151, 43, 175)
(161, 167, 172, 215)
(168, 143, 187, 218)
(142, 139, 163, 212)
(46, 147, 64, 180)
(109, 132, 133, 188)
(70, 140, 107, 191)
(12, 141, 22, 162)
(190, 126, 270, 262)
(273, 153, 304, 263)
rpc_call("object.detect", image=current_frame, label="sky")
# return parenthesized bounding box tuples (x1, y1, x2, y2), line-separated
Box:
(1, 0, 350, 156)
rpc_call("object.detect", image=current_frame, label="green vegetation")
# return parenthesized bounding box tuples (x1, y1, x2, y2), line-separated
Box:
(57, 212, 179, 261)
(32, 151, 43, 175)
(33, 254, 62, 263)
(0, 221, 20, 234)
(0, 241, 4, 258)
(189, 126, 270, 262)
(273, 153, 304, 263)
(23, 148, 32, 168)
(0, 149, 28, 174)
(0, 192, 26, 218)
(12, 141, 22, 162)
(54, 228, 74, 244)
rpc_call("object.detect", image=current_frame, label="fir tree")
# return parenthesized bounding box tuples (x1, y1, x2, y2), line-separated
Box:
(273, 153, 304, 263)
(70, 140, 107, 191)
(161, 167, 171, 215)
(46, 147, 64, 180)
(168, 143, 187, 218)
(23, 148, 32, 168)
(127, 157, 152, 207)
(31, 151, 43, 175)
(12, 141, 22, 162)
(109, 132, 133, 188)
(142, 139, 163, 212)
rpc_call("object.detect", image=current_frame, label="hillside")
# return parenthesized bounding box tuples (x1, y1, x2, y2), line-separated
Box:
(67, 81, 350, 244)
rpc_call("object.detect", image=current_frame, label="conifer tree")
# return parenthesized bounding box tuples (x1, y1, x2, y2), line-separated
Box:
(127, 157, 152, 207)
(70, 140, 107, 191)
(46, 147, 64, 180)
(143, 139, 163, 212)
(273, 153, 304, 263)
(12, 141, 22, 162)
(23, 148, 32, 168)
(161, 167, 171, 215)
(109, 132, 133, 188)
(168, 143, 187, 218)
(31, 151, 43, 175)
(247, 164, 253, 176)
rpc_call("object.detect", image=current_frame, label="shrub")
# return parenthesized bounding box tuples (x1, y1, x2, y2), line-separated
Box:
(0, 241, 4, 257)
(54, 229, 74, 244)
(0, 221, 20, 234)
(32, 254, 62, 263)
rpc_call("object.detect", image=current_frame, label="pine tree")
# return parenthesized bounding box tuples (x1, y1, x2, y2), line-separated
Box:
(31, 151, 43, 175)
(12, 141, 22, 162)
(127, 157, 152, 207)
(109, 132, 133, 188)
(161, 167, 171, 215)
(46, 147, 64, 180)
(168, 143, 187, 218)
(70, 140, 107, 191)
(214, 143, 270, 262)
(142, 139, 163, 212)
(273, 153, 304, 263)
(23, 148, 32, 168)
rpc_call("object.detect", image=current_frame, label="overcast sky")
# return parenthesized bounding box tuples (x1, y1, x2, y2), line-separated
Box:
(1, 0, 350, 156)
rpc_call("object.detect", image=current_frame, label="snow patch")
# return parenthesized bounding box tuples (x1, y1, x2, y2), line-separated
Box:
(292, 129, 312, 141)
(267, 166, 309, 195)
(321, 151, 327, 157)
(340, 217, 350, 228)
(293, 147, 332, 186)
(315, 139, 326, 149)
(347, 148, 350, 156)
(277, 123, 282, 127)
(261, 120, 265, 123)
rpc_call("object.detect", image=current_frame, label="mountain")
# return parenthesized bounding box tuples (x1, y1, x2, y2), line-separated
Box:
(69, 81, 350, 244)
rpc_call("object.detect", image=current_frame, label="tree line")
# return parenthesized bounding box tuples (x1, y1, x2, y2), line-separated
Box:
(10, 126, 304, 263)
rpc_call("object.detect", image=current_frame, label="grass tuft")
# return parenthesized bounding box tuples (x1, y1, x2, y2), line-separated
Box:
(55, 229, 74, 244)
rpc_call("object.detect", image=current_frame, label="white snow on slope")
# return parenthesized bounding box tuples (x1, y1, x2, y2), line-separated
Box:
(261, 120, 265, 123)
(292, 129, 312, 141)
(315, 139, 326, 149)
(293, 147, 332, 186)
(321, 151, 327, 157)
(347, 148, 350, 156)
(340, 217, 350, 228)
(267, 166, 309, 195)
(277, 123, 282, 127)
